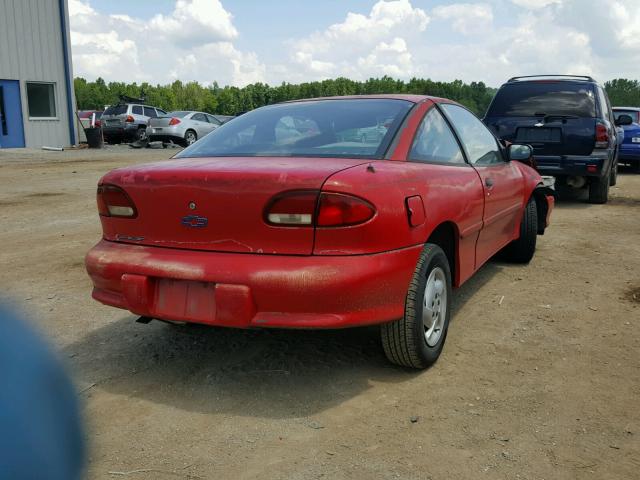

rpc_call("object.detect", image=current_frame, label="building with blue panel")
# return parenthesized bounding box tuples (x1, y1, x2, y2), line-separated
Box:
(0, 0, 77, 149)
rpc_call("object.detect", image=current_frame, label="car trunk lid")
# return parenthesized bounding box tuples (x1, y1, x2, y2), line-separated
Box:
(99, 156, 368, 255)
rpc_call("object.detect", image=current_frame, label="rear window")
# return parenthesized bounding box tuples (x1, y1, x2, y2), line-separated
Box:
(167, 111, 190, 118)
(613, 110, 639, 123)
(103, 105, 127, 116)
(487, 82, 596, 118)
(176, 99, 413, 159)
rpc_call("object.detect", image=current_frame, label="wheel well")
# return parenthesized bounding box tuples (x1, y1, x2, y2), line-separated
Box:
(531, 188, 549, 235)
(426, 222, 457, 284)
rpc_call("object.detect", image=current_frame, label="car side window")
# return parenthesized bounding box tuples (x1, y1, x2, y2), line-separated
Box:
(132, 105, 143, 115)
(206, 114, 221, 125)
(143, 106, 156, 118)
(409, 107, 465, 164)
(440, 103, 503, 166)
(192, 113, 208, 122)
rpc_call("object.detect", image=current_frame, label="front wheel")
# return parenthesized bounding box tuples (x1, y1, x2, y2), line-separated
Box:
(381, 244, 452, 369)
(501, 196, 537, 263)
(588, 173, 610, 204)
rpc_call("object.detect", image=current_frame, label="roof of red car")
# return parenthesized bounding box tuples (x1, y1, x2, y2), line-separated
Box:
(284, 94, 450, 104)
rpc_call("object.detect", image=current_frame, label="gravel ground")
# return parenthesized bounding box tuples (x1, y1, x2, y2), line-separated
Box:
(0, 145, 638, 480)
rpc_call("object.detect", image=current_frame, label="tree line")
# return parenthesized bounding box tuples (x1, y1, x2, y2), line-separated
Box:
(74, 76, 640, 117)
(74, 76, 495, 116)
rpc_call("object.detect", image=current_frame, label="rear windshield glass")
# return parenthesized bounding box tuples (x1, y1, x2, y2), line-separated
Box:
(167, 111, 190, 118)
(613, 110, 639, 123)
(487, 82, 596, 118)
(176, 99, 413, 159)
(103, 105, 127, 116)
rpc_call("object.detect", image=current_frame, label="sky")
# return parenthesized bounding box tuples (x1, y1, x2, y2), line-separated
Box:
(68, 0, 640, 89)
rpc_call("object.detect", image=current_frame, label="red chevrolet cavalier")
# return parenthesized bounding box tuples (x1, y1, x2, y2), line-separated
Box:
(86, 95, 554, 368)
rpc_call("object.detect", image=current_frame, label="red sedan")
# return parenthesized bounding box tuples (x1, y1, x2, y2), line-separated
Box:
(85, 95, 554, 368)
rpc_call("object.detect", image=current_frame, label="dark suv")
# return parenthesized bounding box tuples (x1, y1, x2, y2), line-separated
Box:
(484, 75, 621, 204)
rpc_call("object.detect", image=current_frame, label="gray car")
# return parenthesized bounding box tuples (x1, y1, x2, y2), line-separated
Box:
(101, 103, 167, 143)
(148, 111, 224, 146)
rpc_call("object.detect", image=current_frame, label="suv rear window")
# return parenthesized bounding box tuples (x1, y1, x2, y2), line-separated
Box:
(103, 105, 127, 116)
(487, 82, 596, 118)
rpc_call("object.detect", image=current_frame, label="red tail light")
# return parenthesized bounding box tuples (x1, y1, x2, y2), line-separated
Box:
(97, 184, 137, 218)
(317, 193, 376, 227)
(125, 115, 135, 123)
(95, 120, 102, 127)
(595, 123, 609, 148)
(265, 191, 317, 226)
(265, 191, 376, 227)
(169, 117, 181, 126)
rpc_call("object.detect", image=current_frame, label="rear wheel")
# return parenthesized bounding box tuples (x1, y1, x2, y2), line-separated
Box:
(631, 160, 640, 173)
(610, 157, 618, 186)
(381, 244, 452, 369)
(588, 173, 610, 204)
(135, 127, 147, 142)
(184, 130, 197, 146)
(501, 196, 537, 263)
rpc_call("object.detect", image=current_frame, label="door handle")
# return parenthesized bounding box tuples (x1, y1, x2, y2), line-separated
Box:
(485, 178, 494, 188)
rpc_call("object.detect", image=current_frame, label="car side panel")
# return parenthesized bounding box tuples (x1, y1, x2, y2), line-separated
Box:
(473, 161, 525, 267)
(317, 160, 485, 287)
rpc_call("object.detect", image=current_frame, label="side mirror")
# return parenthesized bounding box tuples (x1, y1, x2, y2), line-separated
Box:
(508, 143, 533, 162)
(615, 114, 633, 126)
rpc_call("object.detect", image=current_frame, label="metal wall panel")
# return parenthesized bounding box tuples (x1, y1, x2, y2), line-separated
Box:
(0, 0, 76, 148)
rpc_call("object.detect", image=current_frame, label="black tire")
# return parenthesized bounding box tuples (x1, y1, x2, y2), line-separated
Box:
(381, 243, 452, 369)
(502, 196, 537, 263)
(135, 127, 147, 142)
(632, 160, 640, 173)
(588, 173, 610, 204)
(184, 130, 197, 146)
(610, 157, 618, 186)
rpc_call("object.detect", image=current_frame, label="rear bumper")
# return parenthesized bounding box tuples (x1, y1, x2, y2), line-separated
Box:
(85, 240, 421, 329)
(534, 152, 612, 177)
(103, 124, 139, 139)
(618, 144, 640, 161)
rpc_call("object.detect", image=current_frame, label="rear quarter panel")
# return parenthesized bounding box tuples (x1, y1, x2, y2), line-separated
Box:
(316, 161, 485, 286)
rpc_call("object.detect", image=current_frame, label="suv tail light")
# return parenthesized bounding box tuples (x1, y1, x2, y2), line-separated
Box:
(595, 122, 609, 148)
(97, 184, 138, 218)
(125, 115, 135, 123)
(169, 117, 181, 126)
(265, 191, 376, 227)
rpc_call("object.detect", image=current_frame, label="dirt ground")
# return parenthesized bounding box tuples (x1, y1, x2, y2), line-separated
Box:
(0, 145, 638, 480)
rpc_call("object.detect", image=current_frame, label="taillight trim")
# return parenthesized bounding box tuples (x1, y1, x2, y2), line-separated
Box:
(97, 184, 138, 218)
(595, 122, 609, 149)
(264, 190, 377, 228)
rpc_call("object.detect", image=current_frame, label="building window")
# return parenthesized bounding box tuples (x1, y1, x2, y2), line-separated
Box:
(26, 82, 57, 119)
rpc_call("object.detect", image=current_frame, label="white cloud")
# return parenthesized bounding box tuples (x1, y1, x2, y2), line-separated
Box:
(510, 0, 563, 9)
(149, 0, 238, 48)
(68, 0, 264, 87)
(432, 3, 494, 34)
(288, 0, 428, 81)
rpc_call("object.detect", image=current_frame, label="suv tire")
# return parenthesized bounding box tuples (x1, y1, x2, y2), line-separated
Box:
(610, 157, 618, 186)
(501, 196, 537, 263)
(588, 173, 610, 204)
(135, 127, 147, 142)
(381, 243, 452, 369)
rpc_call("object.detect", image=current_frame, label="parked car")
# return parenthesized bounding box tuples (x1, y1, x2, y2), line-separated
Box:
(85, 95, 554, 369)
(148, 111, 224, 146)
(101, 102, 166, 144)
(613, 107, 640, 171)
(484, 75, 621, 203)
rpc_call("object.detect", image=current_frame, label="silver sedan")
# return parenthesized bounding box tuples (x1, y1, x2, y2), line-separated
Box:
(148, 111, 223, 146)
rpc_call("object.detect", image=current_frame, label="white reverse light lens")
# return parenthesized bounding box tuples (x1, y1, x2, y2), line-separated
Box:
(108, 205, 135, 217)
(267, 213, 312, 225)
